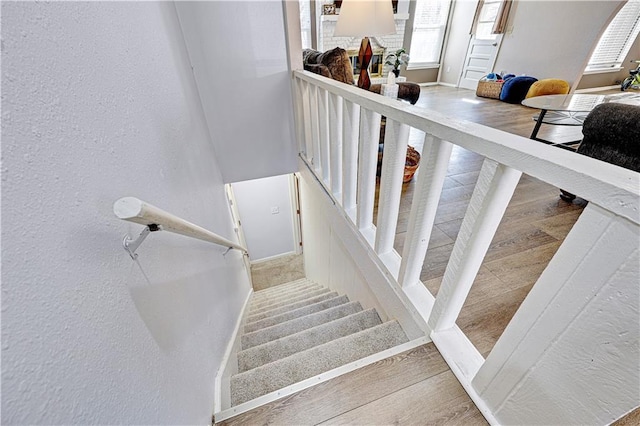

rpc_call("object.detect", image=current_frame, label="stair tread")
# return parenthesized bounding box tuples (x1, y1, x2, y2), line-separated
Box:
(231, 321, 409, 406)
(247, 291, 338, 324)
(250, 285, 324, 311)
(244, 295, 349, 334)
(253, 279, 315, 299)
(238, 308, 382, 373)
(241, 301, 363, 350)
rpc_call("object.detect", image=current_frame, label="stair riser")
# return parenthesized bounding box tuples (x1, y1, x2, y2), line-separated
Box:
(246, 292, 338, 324)
(251, 283, 322, 308)
(231, 321, 409, 406)
(244, 295, 349, 334)
(238, 309, 382, 372)
(241, 301, 362, 350)
(252, 279, 315, 300)
(250, 287, 329, 315)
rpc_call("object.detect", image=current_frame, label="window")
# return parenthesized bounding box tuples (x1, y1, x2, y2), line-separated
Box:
(474, 0, 503, 40)
(586, 0, 640, 72)
(408, 0, 452, 68)
(299, 0, 312, 49)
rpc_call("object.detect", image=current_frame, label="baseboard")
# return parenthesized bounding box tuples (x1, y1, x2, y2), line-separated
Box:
(418, 82, 439, 87)
(213, 288, 253, 415)
(574, 85, 619, 93)
(213, 336, 430, 423)
(436, 82, 458, 88)
(250, 251, 298, 265)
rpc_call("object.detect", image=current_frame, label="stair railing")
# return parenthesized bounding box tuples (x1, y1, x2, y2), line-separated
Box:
(292, 69, 639, 424)
(113, 196, 248, 259)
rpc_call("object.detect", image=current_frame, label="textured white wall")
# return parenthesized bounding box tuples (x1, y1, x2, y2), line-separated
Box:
(493, 1, 622, 85)
(1, 2, 251, 424)
(175, 1, 298, 184)
(439, 0, 477, 85)
(231, 175, 296, 261)
(440, 1, 622, 87)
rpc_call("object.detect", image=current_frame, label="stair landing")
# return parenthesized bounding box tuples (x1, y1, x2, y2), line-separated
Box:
(217, 343, 487, 425)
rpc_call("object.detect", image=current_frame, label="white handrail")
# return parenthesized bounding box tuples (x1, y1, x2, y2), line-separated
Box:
(113, 197, 248, 255)
(292, 70, 640, 424)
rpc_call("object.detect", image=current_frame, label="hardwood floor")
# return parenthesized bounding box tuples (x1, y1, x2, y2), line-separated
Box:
(218, 343, 487, 425)
(219, 86, 596, 425)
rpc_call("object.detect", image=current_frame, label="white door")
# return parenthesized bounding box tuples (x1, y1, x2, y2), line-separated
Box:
(458, 35, 502, 89)
(458, 0, 506, 90)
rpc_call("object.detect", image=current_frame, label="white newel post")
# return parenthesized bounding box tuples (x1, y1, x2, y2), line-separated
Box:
(342, 100, 360, 214)
(473, 203, 640, 425)
(428, 159, 522, 332)
(398, 135, 453, 288)
(356, 109, 382, 232)
(328, 93, 343, 198)
(374, 118, 410, 255)
(318, 88, 330, 184)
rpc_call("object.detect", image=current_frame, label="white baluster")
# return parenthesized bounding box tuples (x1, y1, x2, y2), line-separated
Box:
(375, 118, 410, 256)
(428, 159, 522, 332)
(318, 88, 330, 185)
(342, 100, 360, 219)
(399, 135, 453, 288)
(298, 79, 313, 159)
(356, 109, 382, 233)
(329, 93, 343, 199)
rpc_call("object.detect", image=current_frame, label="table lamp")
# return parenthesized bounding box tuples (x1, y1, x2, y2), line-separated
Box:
(334, 0, 396, 90)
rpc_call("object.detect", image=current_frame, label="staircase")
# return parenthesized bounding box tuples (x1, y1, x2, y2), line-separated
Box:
(230, 278, 409, 406)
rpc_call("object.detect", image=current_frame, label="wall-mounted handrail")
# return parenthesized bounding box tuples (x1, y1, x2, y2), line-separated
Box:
(113, 197, 248, 258)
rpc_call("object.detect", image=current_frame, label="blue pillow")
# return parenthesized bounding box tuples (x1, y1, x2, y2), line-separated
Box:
(500, 76, 538, 103)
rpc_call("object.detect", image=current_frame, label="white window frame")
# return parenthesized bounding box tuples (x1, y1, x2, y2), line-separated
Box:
(585, 0, 640, 74)
(407, 0, 452, 70)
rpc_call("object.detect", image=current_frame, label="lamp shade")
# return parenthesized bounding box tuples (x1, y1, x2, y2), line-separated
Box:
(334, 0, 396, 37)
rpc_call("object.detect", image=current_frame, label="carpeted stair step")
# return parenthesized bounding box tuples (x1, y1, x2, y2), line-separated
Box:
(241, 301, 362, 350)
(252, 279, 316, 301)
(238, 308, 382, 373)
(249, 287, 330, 315)
(250, 283, 323, 311)
(244, 295, 349, 334)
(246, 291, 338, 324)
(231, 320, 409, 405)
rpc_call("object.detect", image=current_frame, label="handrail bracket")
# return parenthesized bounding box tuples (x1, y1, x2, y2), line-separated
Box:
(122, 224, 163, 260)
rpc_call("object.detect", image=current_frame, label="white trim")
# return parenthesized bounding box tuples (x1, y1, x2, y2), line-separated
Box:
(582, 66, 624, 75)
(574, 85, 620, 93)
(436, 81, 458, 88)
(418, 82, 439, 87)
(213, 336, 430, 423)
(431, 327, 499, 426)
(319, 12, 409, 22)
(249, 250, 298, 265)
(406, 63, 441, 71)
(213, 289, 253, 415)
(289, 173, 303, 255)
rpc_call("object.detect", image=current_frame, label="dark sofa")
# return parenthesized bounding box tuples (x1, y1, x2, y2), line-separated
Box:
(561, 102, 640, 201)
(302, 47, 420, 105)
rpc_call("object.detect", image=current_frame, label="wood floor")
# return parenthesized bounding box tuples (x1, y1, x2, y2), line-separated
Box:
(219, 86, 598, 425)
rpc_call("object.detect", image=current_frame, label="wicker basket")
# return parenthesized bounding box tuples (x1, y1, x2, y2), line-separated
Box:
(403, 146, 421, 183)
(476, 80, 504, 99)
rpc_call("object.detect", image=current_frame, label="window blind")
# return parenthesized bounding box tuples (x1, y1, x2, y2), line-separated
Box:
(587, 0, 640, 71)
